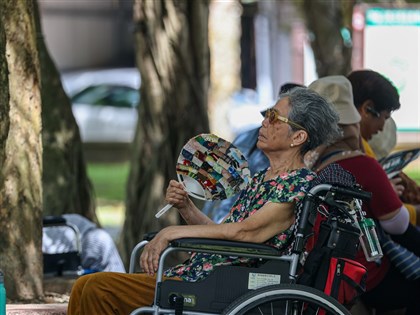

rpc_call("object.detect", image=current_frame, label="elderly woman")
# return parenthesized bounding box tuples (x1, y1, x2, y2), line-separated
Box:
(67, 87, 341, 314)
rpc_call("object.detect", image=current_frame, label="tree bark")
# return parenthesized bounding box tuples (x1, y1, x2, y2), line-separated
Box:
(33, 0, 97, 223)
(0, 0, 43, 301)
(301, 0, 355, 76)
(0, 1, 9, 169)
(120, 0, 210, 263)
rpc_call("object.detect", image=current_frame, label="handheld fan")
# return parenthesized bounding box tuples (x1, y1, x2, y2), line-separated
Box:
(155, 134, 251, 218)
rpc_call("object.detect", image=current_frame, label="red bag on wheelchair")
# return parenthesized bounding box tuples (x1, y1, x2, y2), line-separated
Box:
(322, 256, 367, 307)
(298, 218, 367, 312)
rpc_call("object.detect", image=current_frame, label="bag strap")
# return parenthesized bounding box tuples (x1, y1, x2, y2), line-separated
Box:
(340, 273, 366, 294)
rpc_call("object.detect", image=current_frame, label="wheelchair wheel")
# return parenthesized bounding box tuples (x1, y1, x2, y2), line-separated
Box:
(222, 284, 351, 315)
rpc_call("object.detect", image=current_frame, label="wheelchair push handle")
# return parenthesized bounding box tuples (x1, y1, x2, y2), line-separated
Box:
(308, 183, 371, 201)
(331, 186, 372, 201)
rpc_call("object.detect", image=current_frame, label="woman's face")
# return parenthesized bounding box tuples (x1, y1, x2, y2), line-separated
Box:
(360, 104, 391, 141)
(257, 97, 295, 153)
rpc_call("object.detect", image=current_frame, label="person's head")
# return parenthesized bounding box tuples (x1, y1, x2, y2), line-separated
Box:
(278, 82, 305, 96)
(347, 70, 400, 140)
(257, 87, 341, 158)
(308, 75, 361, 126)
(308, 76, 363, 153)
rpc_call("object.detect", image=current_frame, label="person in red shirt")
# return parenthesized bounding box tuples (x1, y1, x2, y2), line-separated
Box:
(348, 70, 420, 226)
(308, 75, 420, 315)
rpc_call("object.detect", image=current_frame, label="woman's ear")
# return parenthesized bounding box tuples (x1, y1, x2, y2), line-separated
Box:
(293, 130, 308, 146)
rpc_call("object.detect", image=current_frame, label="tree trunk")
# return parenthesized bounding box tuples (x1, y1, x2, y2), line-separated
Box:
(301, 0, 355, 76)
(120, 0, 210, 263)
(33, 0, 97, 223)
(0, 0, 43, 301)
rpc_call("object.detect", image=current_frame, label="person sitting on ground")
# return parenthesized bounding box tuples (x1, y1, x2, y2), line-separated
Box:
(308, 75, 420, 315)
(43, 213, 126, 273)
(347, 69, 420, 226)
(67, 87, 341, 314)
(202, 83, 304, 223)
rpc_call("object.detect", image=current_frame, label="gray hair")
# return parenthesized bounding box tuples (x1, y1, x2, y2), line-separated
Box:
(279, 87, 341, 155)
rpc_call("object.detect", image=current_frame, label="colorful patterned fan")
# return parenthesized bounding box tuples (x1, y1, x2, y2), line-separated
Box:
(155, 134, 251, 218)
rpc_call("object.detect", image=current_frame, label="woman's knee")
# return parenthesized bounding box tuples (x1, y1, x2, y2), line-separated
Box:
(83, 272, 112, 291)
(71, 273, 93, 294)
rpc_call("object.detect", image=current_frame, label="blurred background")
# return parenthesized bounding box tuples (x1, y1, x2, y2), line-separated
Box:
(37, 0, 420, 239)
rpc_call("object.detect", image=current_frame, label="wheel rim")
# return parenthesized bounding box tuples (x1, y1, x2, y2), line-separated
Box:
(228, 288, 348, 315)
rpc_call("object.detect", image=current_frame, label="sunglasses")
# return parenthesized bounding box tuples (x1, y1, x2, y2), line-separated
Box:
(366, 106, 381, 118)
(261, 108, 307, 131)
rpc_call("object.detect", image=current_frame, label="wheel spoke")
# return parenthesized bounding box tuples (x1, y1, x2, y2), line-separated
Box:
(222, 284, 351, 315)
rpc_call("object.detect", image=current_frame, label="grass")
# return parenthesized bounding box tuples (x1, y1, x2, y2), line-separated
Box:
(87, 162, 129, 227)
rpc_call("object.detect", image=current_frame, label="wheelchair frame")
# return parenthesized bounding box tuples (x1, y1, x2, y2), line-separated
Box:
(129, 183, 371, 315)
(42, 215, 83, 277)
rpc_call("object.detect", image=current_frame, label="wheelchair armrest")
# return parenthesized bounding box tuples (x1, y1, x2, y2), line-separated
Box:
(143, 231, 158, 241)
(169, 238, 281, 256)
(129, 238, 284, 273)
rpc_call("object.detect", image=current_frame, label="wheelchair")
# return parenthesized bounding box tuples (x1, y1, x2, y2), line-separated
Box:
(128, 181, 372, 315)
(42, 215, 83, 277)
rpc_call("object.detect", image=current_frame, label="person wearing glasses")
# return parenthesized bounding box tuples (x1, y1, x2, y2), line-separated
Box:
(308, 75, 420, 315)
(67, 87, 341, 314)
(348, 70, 420, 227)
(346, 69, 400, 156)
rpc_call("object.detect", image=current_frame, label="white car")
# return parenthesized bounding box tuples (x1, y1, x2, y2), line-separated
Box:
(61, 68, 141, 143)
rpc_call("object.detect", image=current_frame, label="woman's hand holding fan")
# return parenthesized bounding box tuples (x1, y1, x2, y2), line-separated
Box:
(155, 134, 251, 218)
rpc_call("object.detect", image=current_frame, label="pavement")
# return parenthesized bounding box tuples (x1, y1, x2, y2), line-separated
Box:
(5, 304, 67, 315)
(4, 277, 72, 315)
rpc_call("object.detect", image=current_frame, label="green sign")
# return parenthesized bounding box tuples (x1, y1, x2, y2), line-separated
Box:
(366, 8, 420, 26)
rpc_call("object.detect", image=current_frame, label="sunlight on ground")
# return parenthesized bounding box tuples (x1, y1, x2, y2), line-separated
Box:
(96, 199, 125, 241)
(96, 199, 125, 227)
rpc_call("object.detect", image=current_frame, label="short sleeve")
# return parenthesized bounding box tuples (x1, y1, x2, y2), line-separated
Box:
(270, 169, 316, 204)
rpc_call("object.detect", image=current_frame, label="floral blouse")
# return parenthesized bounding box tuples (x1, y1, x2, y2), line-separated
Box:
(164, 167, 315, 282)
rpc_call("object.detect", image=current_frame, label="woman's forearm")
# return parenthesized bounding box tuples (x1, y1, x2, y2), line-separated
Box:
(165, 203, 293, 244)
(177, 199, 215, 225)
